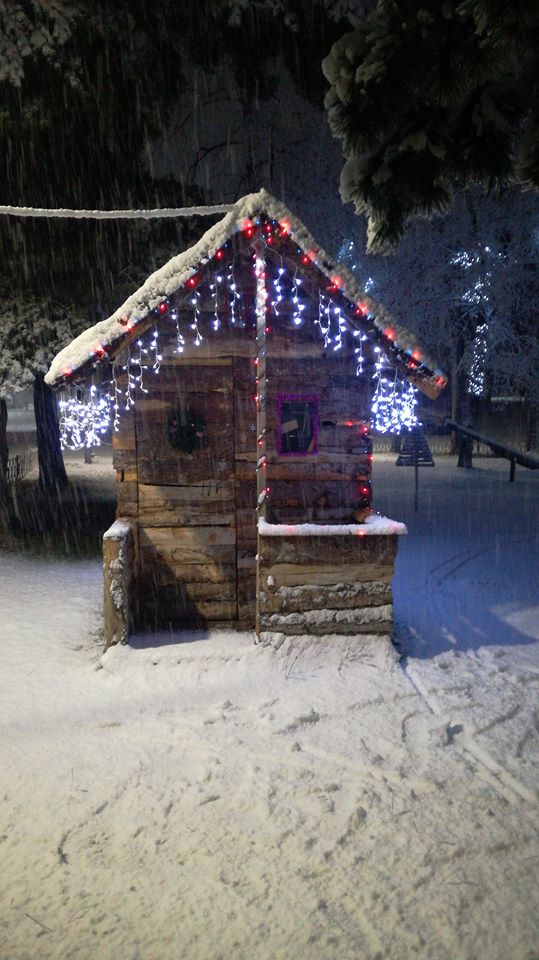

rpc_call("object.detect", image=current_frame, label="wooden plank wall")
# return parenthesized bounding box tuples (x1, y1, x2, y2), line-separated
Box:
(117, 323, 260, 629)
(112, 378, 138, 520)
(263, 335, 372, 524)
(134, 359, 240, 627)
(109, 299, 377, 633)
(257, 534, 397, 640)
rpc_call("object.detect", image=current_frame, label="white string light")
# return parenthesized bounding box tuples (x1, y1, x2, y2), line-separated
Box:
(353, 329, 367, 375)
(371, 363, 419, 433)
(58, 242, 427, 449)
(210, 276, 221, 330)
(316, 291, 332, 347)
(332, 304, 347, 351)
(171, 308, 185, 354)
(227, 263, 241, 325)
(132, 340, 148, 395)
(291, 271, 306, 326)
(58, 385, 111, 450)
(110, 362, 122, 433)
(190, 288, 203, 346)
(271, 259, 285, 317)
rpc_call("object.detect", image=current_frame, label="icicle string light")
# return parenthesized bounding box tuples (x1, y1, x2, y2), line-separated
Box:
(58, 385, 112, 451)
(271, 259, 285, 318)
(353, 329, 367, 375)
(210, 276, 221, 330)
(371, 364, 419, 434)
(316, 292, 332, 347)
(57, 223, 435, 449)
(171, 308, 185, 354)
(227, 263, 241, 325)
(291, 270, 306, 326)
(190, 288, 203, 346)
(111, 362, 122, 433)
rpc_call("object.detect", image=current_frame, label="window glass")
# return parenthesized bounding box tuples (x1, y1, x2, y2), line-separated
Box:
(277, 394, 318, 455)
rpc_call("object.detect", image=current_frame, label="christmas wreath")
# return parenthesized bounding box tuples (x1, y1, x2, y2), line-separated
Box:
(167, 409, 206, 454)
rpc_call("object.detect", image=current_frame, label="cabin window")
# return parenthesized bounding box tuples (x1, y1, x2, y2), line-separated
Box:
(277, 394, 318, 455)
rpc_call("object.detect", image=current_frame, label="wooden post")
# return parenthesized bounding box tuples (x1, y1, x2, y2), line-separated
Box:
(103, 519, 134, 648)
(254, 240, 267, 637)
(510, 457, 516, 482)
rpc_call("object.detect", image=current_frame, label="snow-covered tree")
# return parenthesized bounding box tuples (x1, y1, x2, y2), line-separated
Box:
(340, 189, 539, 454)
(0, 300, 80, 491)
(0, 0, 81, 86)
(0, 346, 32, 490)
(323, 0, 539, 251)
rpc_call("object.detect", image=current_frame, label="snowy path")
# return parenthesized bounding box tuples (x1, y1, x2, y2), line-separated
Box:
(0, 457, 538, 960)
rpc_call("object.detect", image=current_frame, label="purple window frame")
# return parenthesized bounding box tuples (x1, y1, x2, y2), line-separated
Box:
(277, 393, 319, 456)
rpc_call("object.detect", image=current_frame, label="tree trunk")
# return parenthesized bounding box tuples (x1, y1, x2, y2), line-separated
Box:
(449, 362, 459, 455)
(456, 368, 474, 469)
(33, 373, 68, 493)
(526, 399, 538, 451)
(0, 398, 8, 487)
(0, 398, 9, 525)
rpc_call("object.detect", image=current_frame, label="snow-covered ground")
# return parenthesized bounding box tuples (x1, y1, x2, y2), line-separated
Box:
(0, 454, 538, 960)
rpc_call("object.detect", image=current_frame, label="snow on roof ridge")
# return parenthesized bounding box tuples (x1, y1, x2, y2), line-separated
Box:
(45, 189, 440, 386)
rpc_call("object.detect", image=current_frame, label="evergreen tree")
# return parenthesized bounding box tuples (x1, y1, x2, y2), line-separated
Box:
(323, 0, 539, 251)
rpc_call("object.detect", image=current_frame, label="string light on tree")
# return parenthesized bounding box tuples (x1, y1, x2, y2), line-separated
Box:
(469, 321, 489, 396)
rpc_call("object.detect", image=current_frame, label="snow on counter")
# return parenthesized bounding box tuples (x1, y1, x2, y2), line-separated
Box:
(258, 513, 407, 536)
(103, 519, 132, 541)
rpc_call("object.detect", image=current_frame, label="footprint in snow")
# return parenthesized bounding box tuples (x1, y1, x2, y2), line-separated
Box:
(278, 707, 320, 734)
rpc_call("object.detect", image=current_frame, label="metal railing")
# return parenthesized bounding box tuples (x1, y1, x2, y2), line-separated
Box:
(5, 448, 37, 484)
(445, 420, 539, 481)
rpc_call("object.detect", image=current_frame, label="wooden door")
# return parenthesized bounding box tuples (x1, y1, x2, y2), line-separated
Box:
(136, 360, 239, 626)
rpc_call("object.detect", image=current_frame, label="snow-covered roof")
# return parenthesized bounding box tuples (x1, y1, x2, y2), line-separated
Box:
(45, 188, 445, 392)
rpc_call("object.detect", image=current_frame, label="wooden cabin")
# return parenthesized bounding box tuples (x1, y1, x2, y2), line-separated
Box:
(46, 190, 445, 647)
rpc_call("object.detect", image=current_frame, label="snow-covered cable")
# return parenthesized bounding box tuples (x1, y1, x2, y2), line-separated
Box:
(0, 204, 235, 220)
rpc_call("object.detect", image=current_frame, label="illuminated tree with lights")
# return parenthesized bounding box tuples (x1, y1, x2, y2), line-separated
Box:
(339, 190, 539, 457)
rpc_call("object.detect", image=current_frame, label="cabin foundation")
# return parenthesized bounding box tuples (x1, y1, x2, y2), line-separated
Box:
(256, 530, 397, 644)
